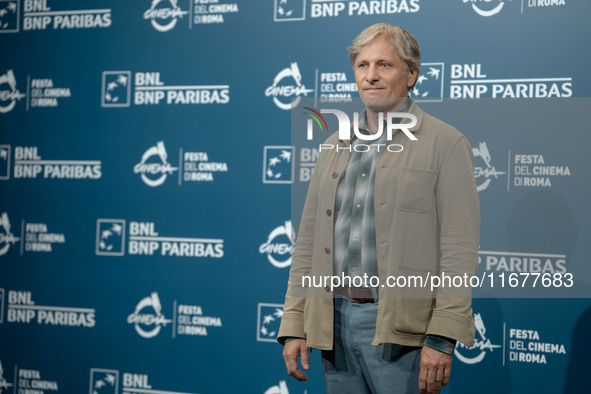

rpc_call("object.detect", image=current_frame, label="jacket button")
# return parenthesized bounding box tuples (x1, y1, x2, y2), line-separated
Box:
(331, 172, 338, 179)
(325, 286, 331, 293)
(325, 247, 331, 255)
(326, 209, 332, 217)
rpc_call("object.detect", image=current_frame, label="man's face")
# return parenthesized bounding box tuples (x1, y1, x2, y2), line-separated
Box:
(354, 36, 417, 110)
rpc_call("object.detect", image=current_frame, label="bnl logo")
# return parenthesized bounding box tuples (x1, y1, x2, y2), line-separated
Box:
(0, 0, 19, 33)
(96, 219, 126, 256)
(257, 303, 284, 342)
(413, 63, 444, 103)
(101, 71, 131, 108)
(274, 0, 305, 21)
(89, 369, 119, 394)
(263, 146, 294, 184)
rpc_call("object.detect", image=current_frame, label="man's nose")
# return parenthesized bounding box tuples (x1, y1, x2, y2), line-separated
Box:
(366, 64, 380, 83)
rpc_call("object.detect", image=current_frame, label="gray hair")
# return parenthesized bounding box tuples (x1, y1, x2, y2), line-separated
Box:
(348, 23, 421, 91)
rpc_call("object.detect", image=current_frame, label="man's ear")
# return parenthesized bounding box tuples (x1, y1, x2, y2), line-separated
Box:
(407, 68, 418, 89)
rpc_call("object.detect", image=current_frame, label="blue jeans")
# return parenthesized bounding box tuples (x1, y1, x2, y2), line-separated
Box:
(321, 297, 422, 394)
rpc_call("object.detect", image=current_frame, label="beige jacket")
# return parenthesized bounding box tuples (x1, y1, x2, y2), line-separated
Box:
(278, 99, 480, 349)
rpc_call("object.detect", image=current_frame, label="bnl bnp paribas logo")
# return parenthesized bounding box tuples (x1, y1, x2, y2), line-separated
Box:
(90, 369, 202, 394)
(101, 71, 230, 107)
(0, 1, 19, 33)
(455, 312, 501, 364)
(257, 303, 284, 342)
(263, 146, 294, 184)
(412, 63, 444, 102)
(96, 219, 224, 258)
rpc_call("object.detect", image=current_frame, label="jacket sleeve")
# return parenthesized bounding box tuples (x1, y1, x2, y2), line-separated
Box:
(276, 150, 324, 345)
(427, 136, 481, 348)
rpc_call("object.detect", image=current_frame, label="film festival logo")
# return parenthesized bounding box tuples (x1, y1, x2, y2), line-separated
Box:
(454, 312, 501, 364)
(472, 141, 506, 192)
(0, 0, 19, 33)
(96, 219, 126, 256)
(89, 369, 118, 394)
(101, 71, 131, 108)
(0, 212, 20, 257)
(263, 146, 294, 184)
(265, 62, 314, 110)
(0, 145, 10, 180)
(144, 0, 188, 32)
(464, 0, 509, 17)
(257, 303, 284, 342)
(259, 221, 295, 268)
(273, 0, 305, 21)
(0, 358, 13, 394)
(0, 69, 26, 113)
(127, 292, 172, 338)
(412, 63, 444, 102)
(134, 141, 178, 187)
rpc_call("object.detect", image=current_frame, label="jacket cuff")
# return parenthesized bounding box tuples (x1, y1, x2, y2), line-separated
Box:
(277, 312, 306, 345)
(424, 335, 456, 355)
(426, 309, 476, 348)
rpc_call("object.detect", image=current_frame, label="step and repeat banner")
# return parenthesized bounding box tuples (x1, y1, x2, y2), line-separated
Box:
(1, 1, 590, 393)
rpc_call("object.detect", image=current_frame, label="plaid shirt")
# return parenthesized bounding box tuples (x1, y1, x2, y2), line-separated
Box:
(331, 98, 455, 354)
(333, 99, 411, 280)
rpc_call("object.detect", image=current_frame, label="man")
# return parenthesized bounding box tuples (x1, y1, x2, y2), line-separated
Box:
(278, 23, 480, 394)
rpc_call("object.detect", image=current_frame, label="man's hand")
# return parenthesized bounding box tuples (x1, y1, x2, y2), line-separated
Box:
(282, 339, 310, 381)
(419, 345, 452, 394)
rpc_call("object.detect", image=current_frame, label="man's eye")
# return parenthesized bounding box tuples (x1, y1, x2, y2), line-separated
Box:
(381, 63, 390, 68)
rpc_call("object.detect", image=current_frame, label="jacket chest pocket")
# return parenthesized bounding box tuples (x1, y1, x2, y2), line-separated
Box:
(396, 168, 438, 213)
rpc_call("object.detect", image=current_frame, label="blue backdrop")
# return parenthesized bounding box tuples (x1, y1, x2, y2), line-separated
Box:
(1, 0, 590, 393)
